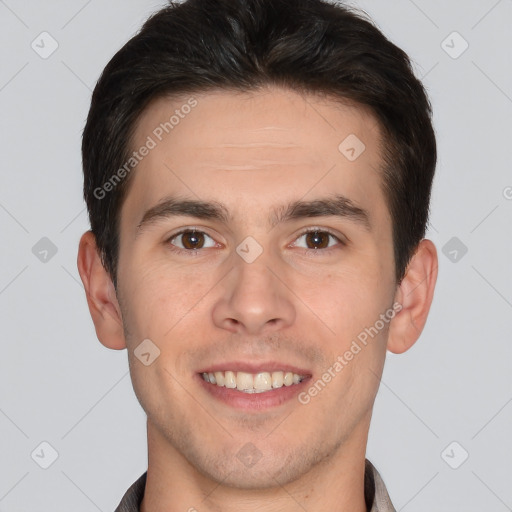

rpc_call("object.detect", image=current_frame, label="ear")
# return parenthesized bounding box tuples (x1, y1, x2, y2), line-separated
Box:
(387, 239, 438, 354)
(77, 230, 127, 350)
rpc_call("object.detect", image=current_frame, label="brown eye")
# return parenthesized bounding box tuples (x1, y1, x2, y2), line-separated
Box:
(181, 231, 204, 249)
(169, 230, 216, 250)
(304, 231, 330, 249)
(292, 229, 342, 251)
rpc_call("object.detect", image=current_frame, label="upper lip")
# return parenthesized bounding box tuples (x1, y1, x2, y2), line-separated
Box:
(197, 361, 312, 376)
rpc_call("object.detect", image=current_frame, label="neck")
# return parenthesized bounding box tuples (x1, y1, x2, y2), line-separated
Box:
(140, 421, 369, 512)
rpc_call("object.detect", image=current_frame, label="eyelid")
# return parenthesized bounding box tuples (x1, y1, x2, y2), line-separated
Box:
(166, 225, 219, 240)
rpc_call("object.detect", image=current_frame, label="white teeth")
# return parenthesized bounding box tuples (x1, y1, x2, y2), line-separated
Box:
(272, 371, 284, 388)
(214, 371, 225, 386)
(236, 371, 253, 391)
(224, 370, 237, 389)
(254, 372, 272, 391)
(201, 370, 304, 392)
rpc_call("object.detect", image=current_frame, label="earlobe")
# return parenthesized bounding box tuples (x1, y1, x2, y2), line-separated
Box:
(387, 239, 438, 354)
(77, 230, 127, 350)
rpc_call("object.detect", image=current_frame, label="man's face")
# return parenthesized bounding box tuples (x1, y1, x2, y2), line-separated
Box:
(115, 86, 398, 488)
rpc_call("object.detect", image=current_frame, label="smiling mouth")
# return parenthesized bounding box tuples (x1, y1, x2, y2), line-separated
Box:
(201, 370, 306, 393)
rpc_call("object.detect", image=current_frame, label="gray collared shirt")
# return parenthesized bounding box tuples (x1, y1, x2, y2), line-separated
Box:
(115, 459, 395, 512)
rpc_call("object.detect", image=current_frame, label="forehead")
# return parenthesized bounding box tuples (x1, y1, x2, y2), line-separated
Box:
(120, 86, 388, 233)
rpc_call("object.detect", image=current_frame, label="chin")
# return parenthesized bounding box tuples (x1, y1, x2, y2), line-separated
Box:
(189, 442, 329, 491)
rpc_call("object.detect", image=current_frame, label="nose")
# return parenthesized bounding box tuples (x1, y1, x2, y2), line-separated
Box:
(211, 250, 296, 336)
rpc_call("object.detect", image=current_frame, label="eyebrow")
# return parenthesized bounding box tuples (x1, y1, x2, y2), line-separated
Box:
(136, 194, 371, 235)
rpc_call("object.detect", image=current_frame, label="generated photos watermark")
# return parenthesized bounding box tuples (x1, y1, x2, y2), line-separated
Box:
(93, 97, 198, 200)
(298, 301, 403, 405)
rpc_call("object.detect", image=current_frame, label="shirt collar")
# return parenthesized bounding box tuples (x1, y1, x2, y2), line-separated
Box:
(366, 459, 396, 512)
(115, 459, 395, 512)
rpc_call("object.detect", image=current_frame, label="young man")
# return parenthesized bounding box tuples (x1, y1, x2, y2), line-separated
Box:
(77, 0, 438, 510)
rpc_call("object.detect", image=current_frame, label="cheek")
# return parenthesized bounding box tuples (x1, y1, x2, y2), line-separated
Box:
(120, 256, 221, 343)
(301, 264, 393, 338)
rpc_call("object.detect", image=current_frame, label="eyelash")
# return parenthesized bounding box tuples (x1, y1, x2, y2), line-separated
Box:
(165, 227, 345, 256)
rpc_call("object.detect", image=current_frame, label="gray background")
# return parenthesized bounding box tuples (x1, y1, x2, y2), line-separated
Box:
(0, 0, 511, 510)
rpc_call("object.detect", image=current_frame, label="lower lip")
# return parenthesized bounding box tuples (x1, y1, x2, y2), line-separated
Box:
(196, 374, 311, 411)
